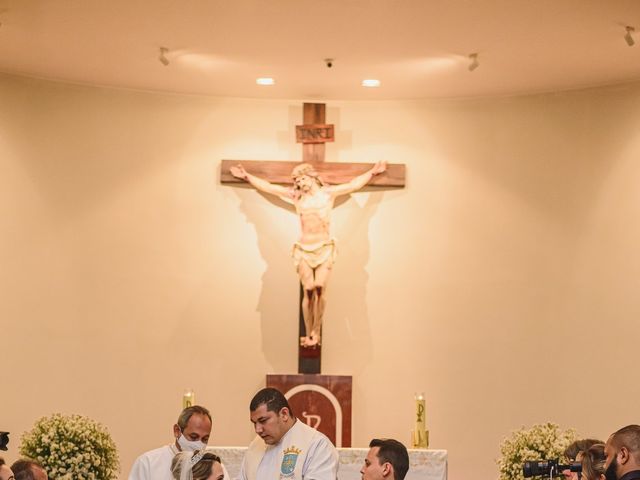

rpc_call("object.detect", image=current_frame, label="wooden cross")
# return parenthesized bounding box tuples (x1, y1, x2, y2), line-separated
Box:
(220, 103, 405, 187)
(221, 103, 405, 373)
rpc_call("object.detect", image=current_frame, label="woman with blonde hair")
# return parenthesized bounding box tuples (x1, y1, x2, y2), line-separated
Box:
(171, 449, 224, 480)
(581, 443, 606, 480)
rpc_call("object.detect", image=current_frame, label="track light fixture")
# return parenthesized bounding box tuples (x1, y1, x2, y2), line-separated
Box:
(468, 53, 479, 72)
(624, 26, 635, 47)
(159, 47, 170, 66)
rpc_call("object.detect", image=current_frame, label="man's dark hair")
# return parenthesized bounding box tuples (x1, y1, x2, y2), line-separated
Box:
(610, 425, 640, 461)
(370, 438, 409, 480)
(176, 405, 212, 431)
(564, 438, 604, 461)
(249, 387, 293, 416)
(11, 459, 46, 480)
(0, 456, 6, 467)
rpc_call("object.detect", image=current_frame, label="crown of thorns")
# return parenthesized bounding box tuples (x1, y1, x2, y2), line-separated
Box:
(291, 163, 324, 185)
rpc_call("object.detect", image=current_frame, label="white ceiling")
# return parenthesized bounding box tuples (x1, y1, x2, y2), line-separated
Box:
(1, 0, 639, 100)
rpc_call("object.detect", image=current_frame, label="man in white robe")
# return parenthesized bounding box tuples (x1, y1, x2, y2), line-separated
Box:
(129, 405, 229, 480)
(240, 387, 338, 480)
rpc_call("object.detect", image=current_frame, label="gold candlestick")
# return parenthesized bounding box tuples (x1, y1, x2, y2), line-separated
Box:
(411, 392, 429, 448)
(183, 389, 195, 409)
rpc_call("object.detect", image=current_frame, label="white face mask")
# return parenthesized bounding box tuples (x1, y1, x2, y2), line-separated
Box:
(177, 434, 207, 452)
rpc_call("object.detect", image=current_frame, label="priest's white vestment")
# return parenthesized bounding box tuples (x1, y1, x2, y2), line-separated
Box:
(240, 420, 338, 480)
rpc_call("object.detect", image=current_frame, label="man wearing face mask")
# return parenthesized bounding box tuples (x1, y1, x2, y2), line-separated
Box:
(603, 425, 640, 480)
(129, 405, 228, 480)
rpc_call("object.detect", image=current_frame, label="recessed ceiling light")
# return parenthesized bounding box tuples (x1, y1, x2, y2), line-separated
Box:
(256, 77, 275, 86)
(362, 79, 381, 88)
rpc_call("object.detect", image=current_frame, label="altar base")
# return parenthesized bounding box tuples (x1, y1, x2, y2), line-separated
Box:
(207, 447, 448, 480)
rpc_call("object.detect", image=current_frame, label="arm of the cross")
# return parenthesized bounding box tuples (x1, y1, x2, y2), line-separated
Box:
(325, 161, 388, 197)
(220, 160, 405, 187)
(227, 162, 293, 202)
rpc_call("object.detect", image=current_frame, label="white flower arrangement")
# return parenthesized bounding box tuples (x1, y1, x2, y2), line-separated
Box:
(497, 422, 576, 480)
(20, 413, 119, 480)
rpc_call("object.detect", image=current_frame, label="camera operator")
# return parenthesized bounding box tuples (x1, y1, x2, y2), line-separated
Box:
(581, 444, 606, 480)
(604, 425, 640, 480)
(564, 439, 604, 480)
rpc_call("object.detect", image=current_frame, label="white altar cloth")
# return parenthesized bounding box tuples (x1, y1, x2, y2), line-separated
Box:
(208, 446, 447, 480)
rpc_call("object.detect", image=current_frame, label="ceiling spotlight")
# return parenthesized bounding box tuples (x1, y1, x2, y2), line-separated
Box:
(625, 26, 635, 47)
(256, 77, 275, 86)
(362, 79, 381, 87)
(159, 47, 170, 66)
(468, 53, 479, 72)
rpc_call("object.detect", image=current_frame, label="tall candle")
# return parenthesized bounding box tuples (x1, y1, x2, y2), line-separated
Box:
(412, 392, 429, 448)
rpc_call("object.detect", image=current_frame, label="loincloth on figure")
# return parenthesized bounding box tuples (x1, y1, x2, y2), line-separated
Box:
(292, 239, 337, 269)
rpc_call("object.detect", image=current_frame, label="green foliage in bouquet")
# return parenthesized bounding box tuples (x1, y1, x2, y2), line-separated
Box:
(497, 422, 576, 480)
(20, 413, 119, 480)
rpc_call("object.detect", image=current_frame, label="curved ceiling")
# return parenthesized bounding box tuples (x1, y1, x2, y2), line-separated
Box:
(0, 0, 639, 100)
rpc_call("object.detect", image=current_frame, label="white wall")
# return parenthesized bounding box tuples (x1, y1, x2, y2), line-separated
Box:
(2, 73, 640, 479)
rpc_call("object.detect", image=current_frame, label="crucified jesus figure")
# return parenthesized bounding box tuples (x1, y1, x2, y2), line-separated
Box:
(230, 161, 387, 348)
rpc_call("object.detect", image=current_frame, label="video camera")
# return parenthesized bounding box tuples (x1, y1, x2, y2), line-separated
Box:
(0, 432, 9, 451)
(523, 459, 581, 478)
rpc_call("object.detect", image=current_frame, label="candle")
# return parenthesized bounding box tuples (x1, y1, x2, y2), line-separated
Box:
(412, 392, 429, 448)
(183, 389, 195, 409)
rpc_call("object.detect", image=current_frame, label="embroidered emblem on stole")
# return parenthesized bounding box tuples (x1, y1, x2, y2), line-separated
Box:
(280, 446, 302, 478)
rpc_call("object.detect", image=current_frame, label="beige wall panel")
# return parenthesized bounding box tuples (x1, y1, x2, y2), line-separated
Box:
(2, 74, 640, 479)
